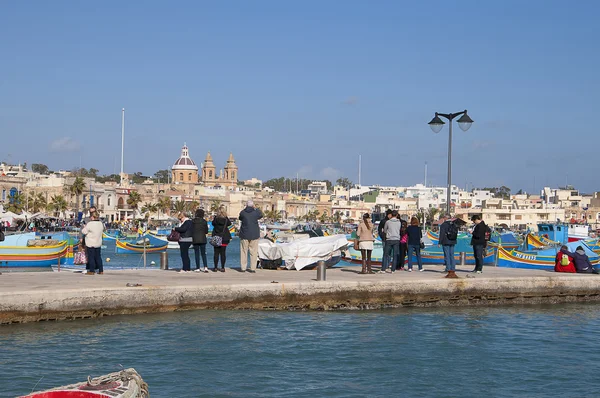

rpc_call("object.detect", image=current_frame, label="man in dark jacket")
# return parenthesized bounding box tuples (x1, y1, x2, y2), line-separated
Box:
(439, 213, 458, 278)
(561, 246, 599, 274)
(239, 200, 264, 273)
(470, 215, 488, 273)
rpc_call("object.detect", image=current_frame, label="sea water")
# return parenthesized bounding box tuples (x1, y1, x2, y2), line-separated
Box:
(1, 303, 598, 397)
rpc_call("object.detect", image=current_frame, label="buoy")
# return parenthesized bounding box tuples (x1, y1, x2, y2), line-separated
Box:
(106, 257, 111, 262)
(150, 261, 156, 265)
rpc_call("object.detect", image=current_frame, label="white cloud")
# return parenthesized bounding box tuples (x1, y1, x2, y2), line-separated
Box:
(49, 137, 81, 153)
(342, 96, 358, 105)
(319, 167, 341, 181)
(296, 165, 313, 177)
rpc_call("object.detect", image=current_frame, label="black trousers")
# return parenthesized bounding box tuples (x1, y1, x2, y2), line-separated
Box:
(179, 241, 192, 271)
(214, 246, 227, 268)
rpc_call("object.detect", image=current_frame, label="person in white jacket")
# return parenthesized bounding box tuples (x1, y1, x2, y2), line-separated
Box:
(82, 213, 104, 275)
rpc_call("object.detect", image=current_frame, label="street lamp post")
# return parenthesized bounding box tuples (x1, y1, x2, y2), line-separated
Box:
(428, 110, 474, 215)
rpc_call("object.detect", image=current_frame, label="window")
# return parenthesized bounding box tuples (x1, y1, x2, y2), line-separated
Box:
(179, 173, 183, 181)
(232, 172, 236, 180)
(107, 196, 111, 206)
(188, 173, 192, 181)
(515, 215, 522, 220)
(209, 171, 213, 178)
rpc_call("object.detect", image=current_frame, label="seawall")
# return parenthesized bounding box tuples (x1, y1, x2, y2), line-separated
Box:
(1, 266, 600, 324)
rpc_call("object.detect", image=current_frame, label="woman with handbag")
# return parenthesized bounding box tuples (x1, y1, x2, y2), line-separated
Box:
(211, 206, 232, 272)
(356, 213, 375, 274)
(174, 212, 193, 272)
(406, 216, 423, 272)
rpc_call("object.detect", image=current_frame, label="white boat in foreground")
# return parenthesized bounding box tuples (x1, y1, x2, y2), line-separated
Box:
(21, 368, 148, 398)
(258, 234, 348, 270)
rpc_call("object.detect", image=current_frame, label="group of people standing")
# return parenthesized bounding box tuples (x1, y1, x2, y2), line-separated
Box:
(173, 200, 263, 273)
(354, 210, 491, 278)
(355, 210, 424, 274)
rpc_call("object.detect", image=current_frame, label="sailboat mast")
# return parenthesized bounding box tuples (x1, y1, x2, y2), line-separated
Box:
(358, 154, 361, 186)
(120, 108, 125, 177)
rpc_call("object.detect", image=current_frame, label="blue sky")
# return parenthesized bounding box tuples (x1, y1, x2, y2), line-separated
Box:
(1, 1, 599, 193)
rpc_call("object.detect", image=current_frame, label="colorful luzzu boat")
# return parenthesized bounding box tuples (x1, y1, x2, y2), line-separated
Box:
(497, 240, 600, 270)
(343, 239, 495, 266)
(102, 229, 129, 241)
(115, 234, 168, 254)
(21, 368, 148, 398)
(0, 232, 68, 268)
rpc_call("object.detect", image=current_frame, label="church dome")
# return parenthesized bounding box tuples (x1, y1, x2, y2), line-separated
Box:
(172, 144, 199, 171)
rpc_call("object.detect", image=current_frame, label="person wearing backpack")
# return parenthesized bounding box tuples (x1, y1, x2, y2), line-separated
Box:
(470, 215, 488, 274)
(555, 246, 576, 273)
(439, 213, 458, 278)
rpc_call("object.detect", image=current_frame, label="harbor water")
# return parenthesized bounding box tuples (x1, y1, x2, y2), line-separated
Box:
(1, 303, 598, 397)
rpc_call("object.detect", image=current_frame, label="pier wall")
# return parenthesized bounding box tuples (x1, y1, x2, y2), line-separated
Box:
(2, 275, 600, 324)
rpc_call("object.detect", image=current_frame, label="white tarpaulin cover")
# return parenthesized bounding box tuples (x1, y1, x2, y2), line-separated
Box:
(258, 234, 349, 270)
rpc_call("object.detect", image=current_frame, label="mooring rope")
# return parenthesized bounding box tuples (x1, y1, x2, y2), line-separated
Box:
(87, 368, 149, 397)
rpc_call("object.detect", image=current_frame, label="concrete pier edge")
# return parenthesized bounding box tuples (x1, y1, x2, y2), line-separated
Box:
(2, 268, 600, 324)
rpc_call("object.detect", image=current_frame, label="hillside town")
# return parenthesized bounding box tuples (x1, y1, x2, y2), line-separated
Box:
(1, 144, 598, 232)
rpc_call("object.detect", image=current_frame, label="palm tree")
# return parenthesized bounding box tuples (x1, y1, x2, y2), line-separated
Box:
(48, 195, 68, 218)
(27, 192, 47, 213)
(186, 200, 200, 213)
(127, 191, 142, 211)
(7, 192, 25, 213)
(333, 211, 342, 224)
(209, 199, 222, 214)
(319, 210, 329, 224)
(156, 196, 172, 220)
(141, 202, 158, 220)
(173, 200, 186, 213)
(426, 208, 440, 225)
(264, 209, 281, 222)
(69, 177, 86, 216)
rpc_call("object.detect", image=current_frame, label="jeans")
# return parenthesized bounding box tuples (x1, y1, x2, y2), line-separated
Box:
(473, 244, 485, 272)
(442, 245, 456, 271)
(86, 247, 103, 273)
(407, 244, 423, 270)
(193, 243, 207, 269)
(179, 241, 192, 271)
(382, 240, 399, 271)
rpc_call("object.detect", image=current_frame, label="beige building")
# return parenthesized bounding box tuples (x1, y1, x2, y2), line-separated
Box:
(171, 144, 199, 184)
(200, 152, 238, 189)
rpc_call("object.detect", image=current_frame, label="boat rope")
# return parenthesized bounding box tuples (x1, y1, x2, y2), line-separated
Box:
(86, 368, 149, 397)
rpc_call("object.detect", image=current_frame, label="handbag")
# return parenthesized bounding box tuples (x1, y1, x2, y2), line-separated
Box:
(167, 230, 181, 242)
(209, 235, 223, 247)
(73, 250, 88, 265)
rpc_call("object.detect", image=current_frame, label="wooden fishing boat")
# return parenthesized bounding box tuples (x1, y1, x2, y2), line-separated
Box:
(115, 234, 168, 254)
(343, 240, 495, 266)
(496, 241, 600, 270)
(0, 232, 68, 268)
(21, 368, 148, 398)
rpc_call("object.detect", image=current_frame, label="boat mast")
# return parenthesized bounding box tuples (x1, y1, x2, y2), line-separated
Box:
(120, 108, 125, 184)
(358, 154, 361, 186)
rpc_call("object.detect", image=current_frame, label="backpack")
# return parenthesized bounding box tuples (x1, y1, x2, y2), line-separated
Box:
(484, 226, 491, 242)
(560, 253, 570, 266)
(446, 222, 458, 241)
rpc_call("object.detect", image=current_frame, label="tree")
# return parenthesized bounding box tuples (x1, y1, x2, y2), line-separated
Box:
(333, 211, 342, 224)
(319, 210, 329, 223)
(482, 186, 511, 199)
(173, 200, 186, 213)
(186, 200, 200, 213)
(153, 169, 170, 183)
(426, 208, 440, 225)
(336, 177, 353, 188)
(127, 191, 142, 211)
(69, 177, 86, 216)
(131, 172, 146, 184)
(264, 209, 281, 222)
(31, 163, 49, 175)
(209, 199, 222, 214)
(96, 174, 121, 183)
(6, 192, 24, 213)
(141, 202, 158, 220)
(156, 196, 172, 218)
(48, 195, 68, 218)
(88, 168, 99, 178)
(27, 192, 47, 213)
